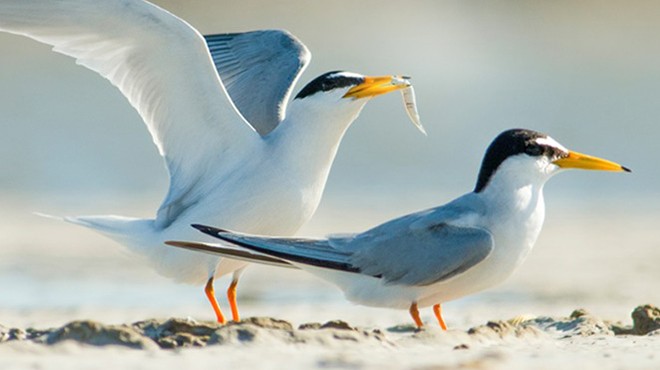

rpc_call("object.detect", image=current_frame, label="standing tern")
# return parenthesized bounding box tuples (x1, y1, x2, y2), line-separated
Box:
(167, 129, 630, 328)
(0, 0, 423, 323)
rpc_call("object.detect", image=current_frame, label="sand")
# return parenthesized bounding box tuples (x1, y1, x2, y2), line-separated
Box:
(1, 200, 659, 369)
(1, 306, 659, 370)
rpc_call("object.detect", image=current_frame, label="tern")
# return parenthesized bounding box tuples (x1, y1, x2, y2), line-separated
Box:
(167, 129, 630, 328)
(0, 0, 423, 323)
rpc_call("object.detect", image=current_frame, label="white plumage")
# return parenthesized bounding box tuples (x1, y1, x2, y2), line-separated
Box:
(0, 0, 420, 322)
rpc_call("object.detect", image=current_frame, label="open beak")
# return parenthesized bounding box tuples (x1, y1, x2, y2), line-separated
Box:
(553, 151, 631, 172)
(343, 75, 411, 99)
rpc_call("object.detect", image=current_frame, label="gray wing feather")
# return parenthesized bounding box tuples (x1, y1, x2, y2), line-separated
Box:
(348, 222, 493, 286)
(214, 219, 492, 286)
(204, 30, 310, 135)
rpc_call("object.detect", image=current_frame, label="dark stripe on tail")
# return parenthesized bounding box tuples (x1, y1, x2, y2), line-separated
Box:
(193, 224, 362, 274)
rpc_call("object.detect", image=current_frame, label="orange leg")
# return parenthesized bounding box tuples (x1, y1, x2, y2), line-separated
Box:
(409, 302, 424, 328)
(227, 277, 240, 322)
(205, 277, 226, 324)
(433, 303, 448, 330)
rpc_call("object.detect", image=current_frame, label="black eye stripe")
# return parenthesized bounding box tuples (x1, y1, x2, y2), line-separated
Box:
(295, 71, 364, 100)
(524, 142, 565, 158)
(524, 144, 543, 156)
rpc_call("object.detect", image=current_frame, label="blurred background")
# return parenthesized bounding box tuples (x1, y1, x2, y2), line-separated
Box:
(0, 0, 658, 328)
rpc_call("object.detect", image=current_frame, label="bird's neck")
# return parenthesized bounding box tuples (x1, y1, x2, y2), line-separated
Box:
(479, 159, 550, 265)
(476, 156, 552, 214)
(475, 162, 549, 280)
(267, 99, 366, 193)
(480, 180, 546, 221)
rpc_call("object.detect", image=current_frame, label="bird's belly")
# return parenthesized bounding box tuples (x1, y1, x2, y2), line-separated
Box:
(149, 170, 318, 284)
(213, 183, 312, 234)
(302, 266, 427, 309)
(180, 166, 316, 234)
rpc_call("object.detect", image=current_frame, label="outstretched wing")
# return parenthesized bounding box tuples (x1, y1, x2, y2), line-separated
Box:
(205, 30, 310, 136)
(0, 0, 259, 220)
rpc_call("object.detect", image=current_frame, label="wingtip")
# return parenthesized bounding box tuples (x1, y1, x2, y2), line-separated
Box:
(164, 239, 206, 250)
(191, 224, 227, 235)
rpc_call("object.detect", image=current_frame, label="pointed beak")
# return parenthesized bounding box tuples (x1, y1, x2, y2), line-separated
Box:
(553, 150, 631, 172)
(343, 75, 411, 99)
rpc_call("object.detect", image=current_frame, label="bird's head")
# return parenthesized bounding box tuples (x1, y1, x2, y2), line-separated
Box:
(292, 71, 410, 120)
(474, 129, 630, 193)
(295, 71, 410, 101)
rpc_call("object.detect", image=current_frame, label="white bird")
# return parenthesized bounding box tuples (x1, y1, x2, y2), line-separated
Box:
(0, 0, 423, 323)
(167, 129, 630, 328)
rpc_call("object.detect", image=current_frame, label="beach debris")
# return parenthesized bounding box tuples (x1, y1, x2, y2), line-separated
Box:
(0, 325, 14, 342)
(631, 304, 660, 335)
(570, 308, 589, 318)
(507, 313, 538, 326)
(207, 317, 389, 347)
(133, 318, 221, 349)
(206, 317, 297, 345)
(468, 320, 543, 340)
(235, 316, 294, 331)
(386, 323, 419, 333)
(526, 310, 614, 337)
(1, 305, 659, 350)
(319, 320, 356, 331)
(46, 320, 157, 350)
(298, 322, 322, 330)
(610, 304, 660, 336)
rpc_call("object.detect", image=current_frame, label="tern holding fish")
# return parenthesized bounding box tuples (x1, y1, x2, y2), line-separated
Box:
(0, 0, 424, 323)
(168, 129, 629, 328)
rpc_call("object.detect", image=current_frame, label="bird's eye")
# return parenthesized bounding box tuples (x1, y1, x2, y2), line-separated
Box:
(525, 145, 543, 156)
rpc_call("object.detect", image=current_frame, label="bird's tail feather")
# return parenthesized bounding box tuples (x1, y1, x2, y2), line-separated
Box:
(62, 215, 155, 252)
(36, 213, 221, 285)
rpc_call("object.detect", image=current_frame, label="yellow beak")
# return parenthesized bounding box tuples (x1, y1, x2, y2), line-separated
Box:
(553, 150, 631, 172)
(343, 75, 411, 99)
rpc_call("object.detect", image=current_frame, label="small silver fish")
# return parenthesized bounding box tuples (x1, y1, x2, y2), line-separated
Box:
(401, 85, 426, 136)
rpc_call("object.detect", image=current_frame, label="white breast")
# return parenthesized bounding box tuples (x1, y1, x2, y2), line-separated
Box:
(417, 156, 551, 306)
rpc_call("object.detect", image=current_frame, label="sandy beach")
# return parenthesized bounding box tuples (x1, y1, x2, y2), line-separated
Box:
(1, 199, 659, 369)
(1, 306, 659, 370)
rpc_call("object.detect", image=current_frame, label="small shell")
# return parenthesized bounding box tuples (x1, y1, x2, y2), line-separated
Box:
(401, 86, 426, 135)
